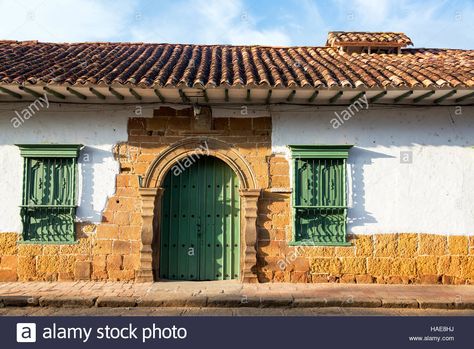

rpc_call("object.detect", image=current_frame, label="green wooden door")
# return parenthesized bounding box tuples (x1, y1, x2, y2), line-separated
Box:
(159, 156, 240, 281)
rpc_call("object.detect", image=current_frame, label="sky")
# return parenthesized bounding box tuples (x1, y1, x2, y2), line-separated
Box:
(0, 0, 472, 49)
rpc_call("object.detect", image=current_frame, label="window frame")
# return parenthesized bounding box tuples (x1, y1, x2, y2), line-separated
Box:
(289, 145, 353, 246)
(16, 144, 82, 244)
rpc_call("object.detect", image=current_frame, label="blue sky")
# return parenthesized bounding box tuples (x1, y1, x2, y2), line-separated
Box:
(0, 0, 472, 48)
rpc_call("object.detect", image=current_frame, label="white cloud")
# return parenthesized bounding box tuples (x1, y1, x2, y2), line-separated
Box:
(351, 0, 391, 26)
(129, 0, 292, 45)
(0, 0, 471, 49)
(0, 0, 136, 42)
(330, 0, 474, 49)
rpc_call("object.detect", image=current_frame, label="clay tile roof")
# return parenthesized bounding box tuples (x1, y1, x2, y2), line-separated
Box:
(0, 40, 472, 89)
(327, 31, 413, 47)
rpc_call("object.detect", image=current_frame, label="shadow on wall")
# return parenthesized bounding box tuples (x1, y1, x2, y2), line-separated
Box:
(347, 147, 395, 229)
(78, 146, 115, 222)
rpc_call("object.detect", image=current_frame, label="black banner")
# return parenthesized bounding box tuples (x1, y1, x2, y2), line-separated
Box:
(2, 316, 470, 349)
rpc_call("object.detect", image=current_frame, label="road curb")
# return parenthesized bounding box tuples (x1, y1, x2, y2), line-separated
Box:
(39, 296, 96, 308)
(207, 295, 261, 307)
(1, 296, 39, 307)
(1, 295, 474, 310)
(96, 296, 137, 308)
(381, 298, 419, 308)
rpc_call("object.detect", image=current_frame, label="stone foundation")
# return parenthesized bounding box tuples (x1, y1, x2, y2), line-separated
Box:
(256, 233, 474, 284)
(2, 228, 473, 284)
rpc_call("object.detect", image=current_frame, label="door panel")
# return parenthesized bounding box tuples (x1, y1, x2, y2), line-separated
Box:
(159, 156, 240, 281)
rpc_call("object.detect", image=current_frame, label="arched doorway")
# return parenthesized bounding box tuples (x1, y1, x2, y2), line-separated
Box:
(158, 156, 241, 281)
(137, 137, 260, 283)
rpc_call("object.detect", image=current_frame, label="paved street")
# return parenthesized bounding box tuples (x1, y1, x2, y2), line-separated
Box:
(1, 306, 474, 316)
(1, 281, 474, 312)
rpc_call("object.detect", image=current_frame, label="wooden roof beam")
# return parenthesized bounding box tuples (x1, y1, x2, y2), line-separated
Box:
(350, 91, 365, 104)
(266, 89, 272, 104)
(43, 86, 66, 99)
(413, 90, 435, 103)
(393, 90, 413, 103)
(0, 86, 22, 99)
(368, 91, 387, 103)
(286, 90, 296, 102)
(455, 91, 474, 103)
(224, 88, 229, 102)
(246, 89, 251, 102)
(18, 86, 43, 98)
(153, 89, 165, 102)
(308, 90, 319, 103)
(329, 91, 343, 103)
(434, 90, 456, 104)
(129, 88, 142, 101)
(66, 87, 87, 100)
(202, 89, 209, 103)
(89, 87, 106, 100)
(179, 89, 190, 103)
(109, 87, 124, 100)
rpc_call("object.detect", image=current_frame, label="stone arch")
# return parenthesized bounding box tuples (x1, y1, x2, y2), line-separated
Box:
(136, 137, 260, 283)
(143, 137, 257, 190)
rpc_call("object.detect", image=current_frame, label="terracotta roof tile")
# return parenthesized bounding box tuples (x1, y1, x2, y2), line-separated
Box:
(0, 41, 472, 89)
(327, 31, 413, 47)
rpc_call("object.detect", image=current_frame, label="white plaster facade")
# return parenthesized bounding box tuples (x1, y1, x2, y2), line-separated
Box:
(0, 104, 137, 231)
(1, 103, 473, 236)
(272, 105, 474, 235)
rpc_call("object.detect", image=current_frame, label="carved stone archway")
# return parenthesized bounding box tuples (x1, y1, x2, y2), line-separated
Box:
(136, 137, 260, 283)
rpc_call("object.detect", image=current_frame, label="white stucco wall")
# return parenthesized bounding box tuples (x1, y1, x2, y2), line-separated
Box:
(272, 105, 474, 235)
(2, 102, 474, 236)
(0, 103, 142, 232)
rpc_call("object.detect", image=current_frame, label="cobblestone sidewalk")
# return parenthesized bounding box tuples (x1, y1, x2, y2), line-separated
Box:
(1, 281, 473, 309)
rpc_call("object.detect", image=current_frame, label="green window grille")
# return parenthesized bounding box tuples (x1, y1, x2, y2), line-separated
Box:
(290, 145, 353, 246)
(17, 144, 82, 243)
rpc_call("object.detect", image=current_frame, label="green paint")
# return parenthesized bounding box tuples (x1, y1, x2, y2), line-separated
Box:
(289, 145, 352, 159)
(17, 144, 82, 158)
(17, 145, 81, 243)
(290, 145, 351, 245)
(160, 156, 240, 281)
